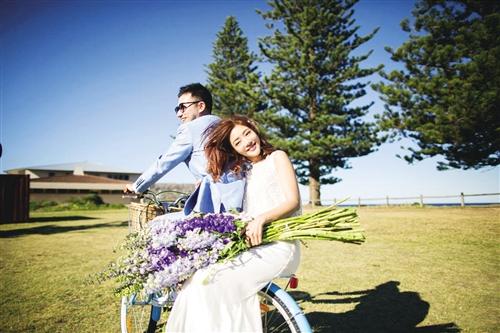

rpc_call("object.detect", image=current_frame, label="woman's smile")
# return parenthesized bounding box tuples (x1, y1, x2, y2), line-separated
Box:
(246, 142, 256, 152)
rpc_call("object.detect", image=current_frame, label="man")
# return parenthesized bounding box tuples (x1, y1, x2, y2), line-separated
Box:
(125, 83, 219, 194)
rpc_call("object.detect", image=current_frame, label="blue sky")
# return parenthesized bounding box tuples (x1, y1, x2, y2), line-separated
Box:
(1, 0, 498, 204)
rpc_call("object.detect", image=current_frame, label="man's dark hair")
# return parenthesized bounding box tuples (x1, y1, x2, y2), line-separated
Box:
(178, 83, 212, 114)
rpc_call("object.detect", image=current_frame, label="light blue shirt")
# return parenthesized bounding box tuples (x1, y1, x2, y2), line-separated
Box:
(132, 115, 220, 193)
(183, 171, 246, 214)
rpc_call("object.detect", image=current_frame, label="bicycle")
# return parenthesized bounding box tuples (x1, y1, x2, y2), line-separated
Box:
(121, 190, 312, 333)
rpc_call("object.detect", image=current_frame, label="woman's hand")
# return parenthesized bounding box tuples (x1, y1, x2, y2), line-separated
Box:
(245, 215, 266, 247)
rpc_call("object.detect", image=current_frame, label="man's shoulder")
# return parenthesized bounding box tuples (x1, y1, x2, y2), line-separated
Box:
(192, 114, 220, 125)
(185, 115, 220, 131)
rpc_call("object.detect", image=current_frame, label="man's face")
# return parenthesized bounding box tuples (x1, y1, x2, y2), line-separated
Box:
(176, 93, 205, 123)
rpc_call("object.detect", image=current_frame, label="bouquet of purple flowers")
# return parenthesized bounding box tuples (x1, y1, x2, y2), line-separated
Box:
(95, 205, 364, 296)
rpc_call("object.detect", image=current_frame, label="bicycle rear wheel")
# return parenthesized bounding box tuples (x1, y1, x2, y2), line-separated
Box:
(120, 293, 160, 333)
(259, 283, 312, 333)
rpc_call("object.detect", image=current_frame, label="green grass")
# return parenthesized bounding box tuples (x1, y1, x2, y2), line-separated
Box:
(0, 206, 498, 332)
(0, 209, 128, 332)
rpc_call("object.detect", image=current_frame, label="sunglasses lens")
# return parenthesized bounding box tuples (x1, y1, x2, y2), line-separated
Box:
(175, 101, 200, 114)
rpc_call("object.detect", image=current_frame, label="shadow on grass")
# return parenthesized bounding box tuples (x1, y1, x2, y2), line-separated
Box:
(28, 215, 98, 223)
(290, 281, 460, 333)
(0, 220, 128, 238)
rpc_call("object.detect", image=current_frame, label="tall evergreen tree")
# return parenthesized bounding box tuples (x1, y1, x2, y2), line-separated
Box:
(206, 16, 264, 117)
(373, 0, 500, 170)
(258, 0, 382, 205)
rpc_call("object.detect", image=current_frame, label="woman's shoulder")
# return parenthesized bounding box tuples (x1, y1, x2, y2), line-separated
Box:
(269, 150, 290, 161)
(267, 150, 292, 170)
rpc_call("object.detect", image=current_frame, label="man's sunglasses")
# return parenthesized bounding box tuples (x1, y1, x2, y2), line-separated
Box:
(175, 100, 202, 113)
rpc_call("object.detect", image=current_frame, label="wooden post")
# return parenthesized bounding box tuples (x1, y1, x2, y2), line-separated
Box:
(358, 197, 361, 207)
(420, 194, 424, 207)
(460, 192, 465, 207)
(386, 195, 389, 207)
(0, 175, 30, 223)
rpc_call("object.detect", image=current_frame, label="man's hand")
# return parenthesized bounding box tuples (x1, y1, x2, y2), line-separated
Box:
(123, 184, 135, 194)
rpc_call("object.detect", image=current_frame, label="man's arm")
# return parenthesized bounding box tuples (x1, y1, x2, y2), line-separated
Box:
(128, 124, 192, 193)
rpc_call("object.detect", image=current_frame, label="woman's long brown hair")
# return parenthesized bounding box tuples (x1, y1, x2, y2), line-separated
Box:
(204, 115, 275, 181)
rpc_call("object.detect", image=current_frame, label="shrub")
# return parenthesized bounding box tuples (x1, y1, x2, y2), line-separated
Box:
(30, 194, 124, 212)
(29, 200, 58, 211)
(69, 193, 105, 206)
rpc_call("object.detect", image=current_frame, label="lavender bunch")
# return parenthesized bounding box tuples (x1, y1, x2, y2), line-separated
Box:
(143, 213, 250, 294)
(94, 213, 242, 295)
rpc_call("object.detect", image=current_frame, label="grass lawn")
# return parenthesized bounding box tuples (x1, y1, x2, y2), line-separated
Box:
(0, 206, 498, 332)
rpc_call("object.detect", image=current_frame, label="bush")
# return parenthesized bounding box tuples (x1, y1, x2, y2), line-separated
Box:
(30, 194, 125, 212)
(29, 200, 58, 211)
(69, 193, 105, 206)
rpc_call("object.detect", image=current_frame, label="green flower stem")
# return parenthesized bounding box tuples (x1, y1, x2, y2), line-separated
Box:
(260, 205, 364, 245)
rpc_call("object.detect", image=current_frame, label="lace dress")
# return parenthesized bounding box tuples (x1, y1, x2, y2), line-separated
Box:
(166, 151, 301, 333)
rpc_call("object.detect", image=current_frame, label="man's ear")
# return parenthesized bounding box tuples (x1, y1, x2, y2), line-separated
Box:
(197, 101, 207, 115)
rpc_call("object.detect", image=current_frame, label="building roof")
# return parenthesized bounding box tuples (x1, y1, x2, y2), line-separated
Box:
(6, 161, 140, 174)
(30, 174, 128, 190)
(31, 174, 129, 184)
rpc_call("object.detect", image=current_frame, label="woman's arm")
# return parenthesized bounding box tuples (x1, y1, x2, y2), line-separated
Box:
(245, 150, 300, 246)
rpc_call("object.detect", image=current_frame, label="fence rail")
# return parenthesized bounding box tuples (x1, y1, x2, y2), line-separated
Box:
(323, 192, 500, 207)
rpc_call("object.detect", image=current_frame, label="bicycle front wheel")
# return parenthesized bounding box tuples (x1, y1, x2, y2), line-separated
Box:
(120, 294, 160, 333)
(259, 283, 312, 333)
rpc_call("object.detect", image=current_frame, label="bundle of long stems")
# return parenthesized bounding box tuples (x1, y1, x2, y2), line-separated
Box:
(262, 205, 365, 244)
(220, 204, 364, 260)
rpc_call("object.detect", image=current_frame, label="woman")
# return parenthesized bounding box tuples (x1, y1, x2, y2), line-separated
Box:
(166, 115, 301, 332)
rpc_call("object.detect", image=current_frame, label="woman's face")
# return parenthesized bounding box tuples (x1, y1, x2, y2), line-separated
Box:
(229, 124, 262, 162)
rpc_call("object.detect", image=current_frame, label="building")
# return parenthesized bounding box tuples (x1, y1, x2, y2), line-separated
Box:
(5, 162, 195, 204)
(5, 162, 142, 204)
(29, 174, 130, 204)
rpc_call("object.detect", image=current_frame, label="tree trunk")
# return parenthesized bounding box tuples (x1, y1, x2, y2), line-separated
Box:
(309, 159, 321, 206)
(309, 177, 321, 206)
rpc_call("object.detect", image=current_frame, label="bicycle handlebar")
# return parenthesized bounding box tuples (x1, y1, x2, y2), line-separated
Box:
(122, 193, 142, 199)
(122, 190, 190, 205)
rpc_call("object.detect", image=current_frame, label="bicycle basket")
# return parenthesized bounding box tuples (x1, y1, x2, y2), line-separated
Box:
(128, 202, 164, 231)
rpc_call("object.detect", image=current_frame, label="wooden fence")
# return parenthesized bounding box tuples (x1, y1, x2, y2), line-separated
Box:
(323, 192, 500, 207)
(0, 175, 30, 223)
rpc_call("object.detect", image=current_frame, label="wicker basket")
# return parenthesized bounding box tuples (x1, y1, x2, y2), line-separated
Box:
(128, 202, 164, 231)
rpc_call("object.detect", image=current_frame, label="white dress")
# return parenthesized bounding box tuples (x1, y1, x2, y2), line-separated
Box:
(166, 151, 301, 333)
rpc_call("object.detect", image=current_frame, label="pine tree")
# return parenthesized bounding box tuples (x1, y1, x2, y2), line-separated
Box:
(372, 0, 500, 170)
(258, 0, 382, 205)
(206, 16, 264, 117)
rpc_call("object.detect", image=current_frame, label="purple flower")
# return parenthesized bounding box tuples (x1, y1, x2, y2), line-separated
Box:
(175, 214, 237, 235)
(115, 212, 243, 294)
